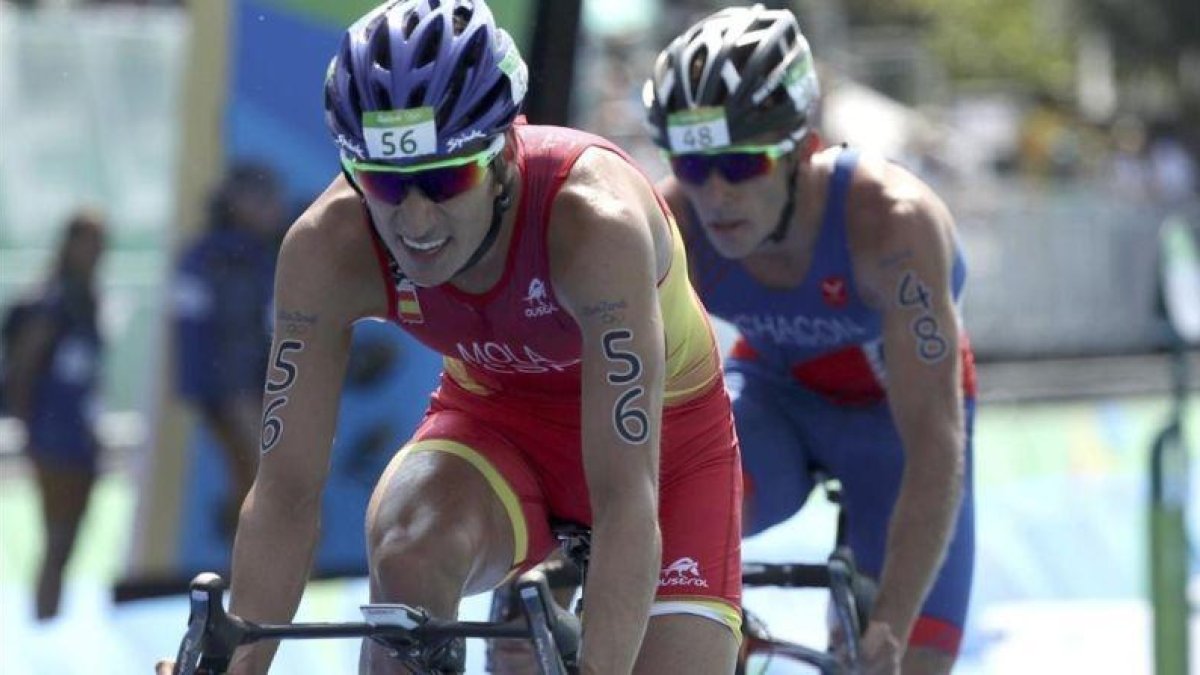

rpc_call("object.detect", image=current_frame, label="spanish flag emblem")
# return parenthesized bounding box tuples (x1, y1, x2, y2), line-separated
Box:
(397, 279, 424, 324)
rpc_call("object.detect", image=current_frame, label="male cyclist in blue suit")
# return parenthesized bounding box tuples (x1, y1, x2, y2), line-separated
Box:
(646, 6, 978, 674)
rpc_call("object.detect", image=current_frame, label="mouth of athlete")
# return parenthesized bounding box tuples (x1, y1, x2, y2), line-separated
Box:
(709, 219, 750, 233)
(401, 236, 449, 254)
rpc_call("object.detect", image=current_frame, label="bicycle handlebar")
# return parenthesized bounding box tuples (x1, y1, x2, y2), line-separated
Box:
(741, 548, 877, 673)
(172, 569, 579, 675)
(741, 561, 832, 587)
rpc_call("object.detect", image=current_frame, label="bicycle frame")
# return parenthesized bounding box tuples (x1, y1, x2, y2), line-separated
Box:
(533, 520, 875, 674)
(172, 569, 579, 675)
(741, 548, 876, 675)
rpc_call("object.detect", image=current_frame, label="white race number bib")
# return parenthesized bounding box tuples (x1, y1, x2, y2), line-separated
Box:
(666, 107, 731, 153)
(363, 107, 438, 160)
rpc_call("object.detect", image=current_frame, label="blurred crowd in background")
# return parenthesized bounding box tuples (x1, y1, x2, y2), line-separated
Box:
(3, 0, 1197, 377)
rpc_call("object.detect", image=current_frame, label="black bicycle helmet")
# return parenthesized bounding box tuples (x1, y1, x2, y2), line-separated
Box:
(644, 4, 819, 151)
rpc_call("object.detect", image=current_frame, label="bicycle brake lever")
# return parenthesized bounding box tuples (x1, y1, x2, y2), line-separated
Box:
(825, 557, 861, 666)
(174, 573, 249, 675)
(515, 569, 578, 675)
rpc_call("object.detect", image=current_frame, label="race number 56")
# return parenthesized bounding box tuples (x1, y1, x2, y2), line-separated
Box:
(602, 329, 648, 445)
(363, 108, 438, 160)
(261, 339, 304, 454)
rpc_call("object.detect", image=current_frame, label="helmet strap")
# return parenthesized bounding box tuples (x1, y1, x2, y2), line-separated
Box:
(763, 156, 799, 246)
(453, 173, 512, 277)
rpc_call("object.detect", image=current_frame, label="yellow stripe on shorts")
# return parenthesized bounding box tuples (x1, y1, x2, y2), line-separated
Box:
(400, 439, 529, 567)
(650, 598, 744, 641)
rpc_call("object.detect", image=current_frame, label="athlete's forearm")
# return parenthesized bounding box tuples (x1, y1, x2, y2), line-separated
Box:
(578, 498, 661, 674)
(226, 484, 322, 675)
(873, 428, 964, 643)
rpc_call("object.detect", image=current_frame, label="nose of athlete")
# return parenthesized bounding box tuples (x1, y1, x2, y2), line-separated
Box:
(695, 172, 742, 212)
(390, 190, 444, 234)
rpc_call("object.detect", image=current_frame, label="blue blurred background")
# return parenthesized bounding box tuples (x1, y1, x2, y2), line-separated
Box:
(0, 0, 1197, 672)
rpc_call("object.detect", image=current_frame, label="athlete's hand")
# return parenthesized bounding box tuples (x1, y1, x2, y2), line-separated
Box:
(857, 621, 902, 675)
(154, 660, 175, 674)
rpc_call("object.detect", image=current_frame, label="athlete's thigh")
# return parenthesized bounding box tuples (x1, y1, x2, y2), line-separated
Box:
(725, 361, 815, 535)
(652, 381, 743, 652)
(634, 614, 737, 675)
(367, 409, 555, 596)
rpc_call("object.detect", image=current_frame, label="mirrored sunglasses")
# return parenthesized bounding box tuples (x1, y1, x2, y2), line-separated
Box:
(343, 135, 506, 204)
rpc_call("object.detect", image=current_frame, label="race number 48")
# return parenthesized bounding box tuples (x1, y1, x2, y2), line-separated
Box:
(667, 107, 731, 153)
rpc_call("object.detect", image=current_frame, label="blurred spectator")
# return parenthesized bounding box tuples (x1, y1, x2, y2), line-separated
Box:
(1018, 91, 1083, 181)
(1109, 115, 1150, 199)
(576, 33, 663, 173)
(1147, 120, 1198, 205)
(1, 209, 107, 621)
(171, 161, 285, 539)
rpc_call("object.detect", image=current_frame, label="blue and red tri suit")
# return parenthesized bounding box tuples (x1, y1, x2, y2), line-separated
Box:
(687, 148, 977, 655)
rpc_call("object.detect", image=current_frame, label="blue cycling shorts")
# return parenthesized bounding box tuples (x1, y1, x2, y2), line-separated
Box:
(729, 358, 975, 655)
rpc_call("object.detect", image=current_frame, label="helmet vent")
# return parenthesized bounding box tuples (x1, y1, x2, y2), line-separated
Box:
(409, 82, 428, 109)
(346, 79, 363, 119)
(687, 48, 708, 95)
(415, 21, 443, 67)
(452, 3, 472, 34)
(729, 42, 756, 71)
(373, 80, 393, 109)
(439, 77, 465, 127)
(462, 78, 507, 129)
(461, 30, 485, 69)
(782, 25, 798, 48)
(368, 21, 393, 71)
(402, 11, 420, 40)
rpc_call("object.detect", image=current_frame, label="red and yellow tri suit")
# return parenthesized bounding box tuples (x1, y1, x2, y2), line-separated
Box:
(366, 122, 743, 629)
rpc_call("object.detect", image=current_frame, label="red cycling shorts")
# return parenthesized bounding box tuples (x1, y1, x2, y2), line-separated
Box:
(402, 375, 743, 633)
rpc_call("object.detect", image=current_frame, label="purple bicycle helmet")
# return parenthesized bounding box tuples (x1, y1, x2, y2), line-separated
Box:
(324, 0, 528, 163)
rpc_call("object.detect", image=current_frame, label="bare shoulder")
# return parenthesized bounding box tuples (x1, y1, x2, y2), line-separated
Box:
(845, 153, 956, 302)
(278, 176, 387, 320)
(655, 174, 698, 241)
(548, 147, 668, 281)
(555, 147, 658, 228)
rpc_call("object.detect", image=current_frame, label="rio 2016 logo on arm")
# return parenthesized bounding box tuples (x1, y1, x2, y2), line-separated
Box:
(602, 329, 648, 445)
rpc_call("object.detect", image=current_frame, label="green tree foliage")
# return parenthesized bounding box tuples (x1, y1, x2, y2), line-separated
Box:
(1084, 0, 1200, 70)
(896, 0, 1077, 92)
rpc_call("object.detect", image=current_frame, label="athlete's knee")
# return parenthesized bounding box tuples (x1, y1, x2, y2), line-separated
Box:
(369, 506, 474, 580)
